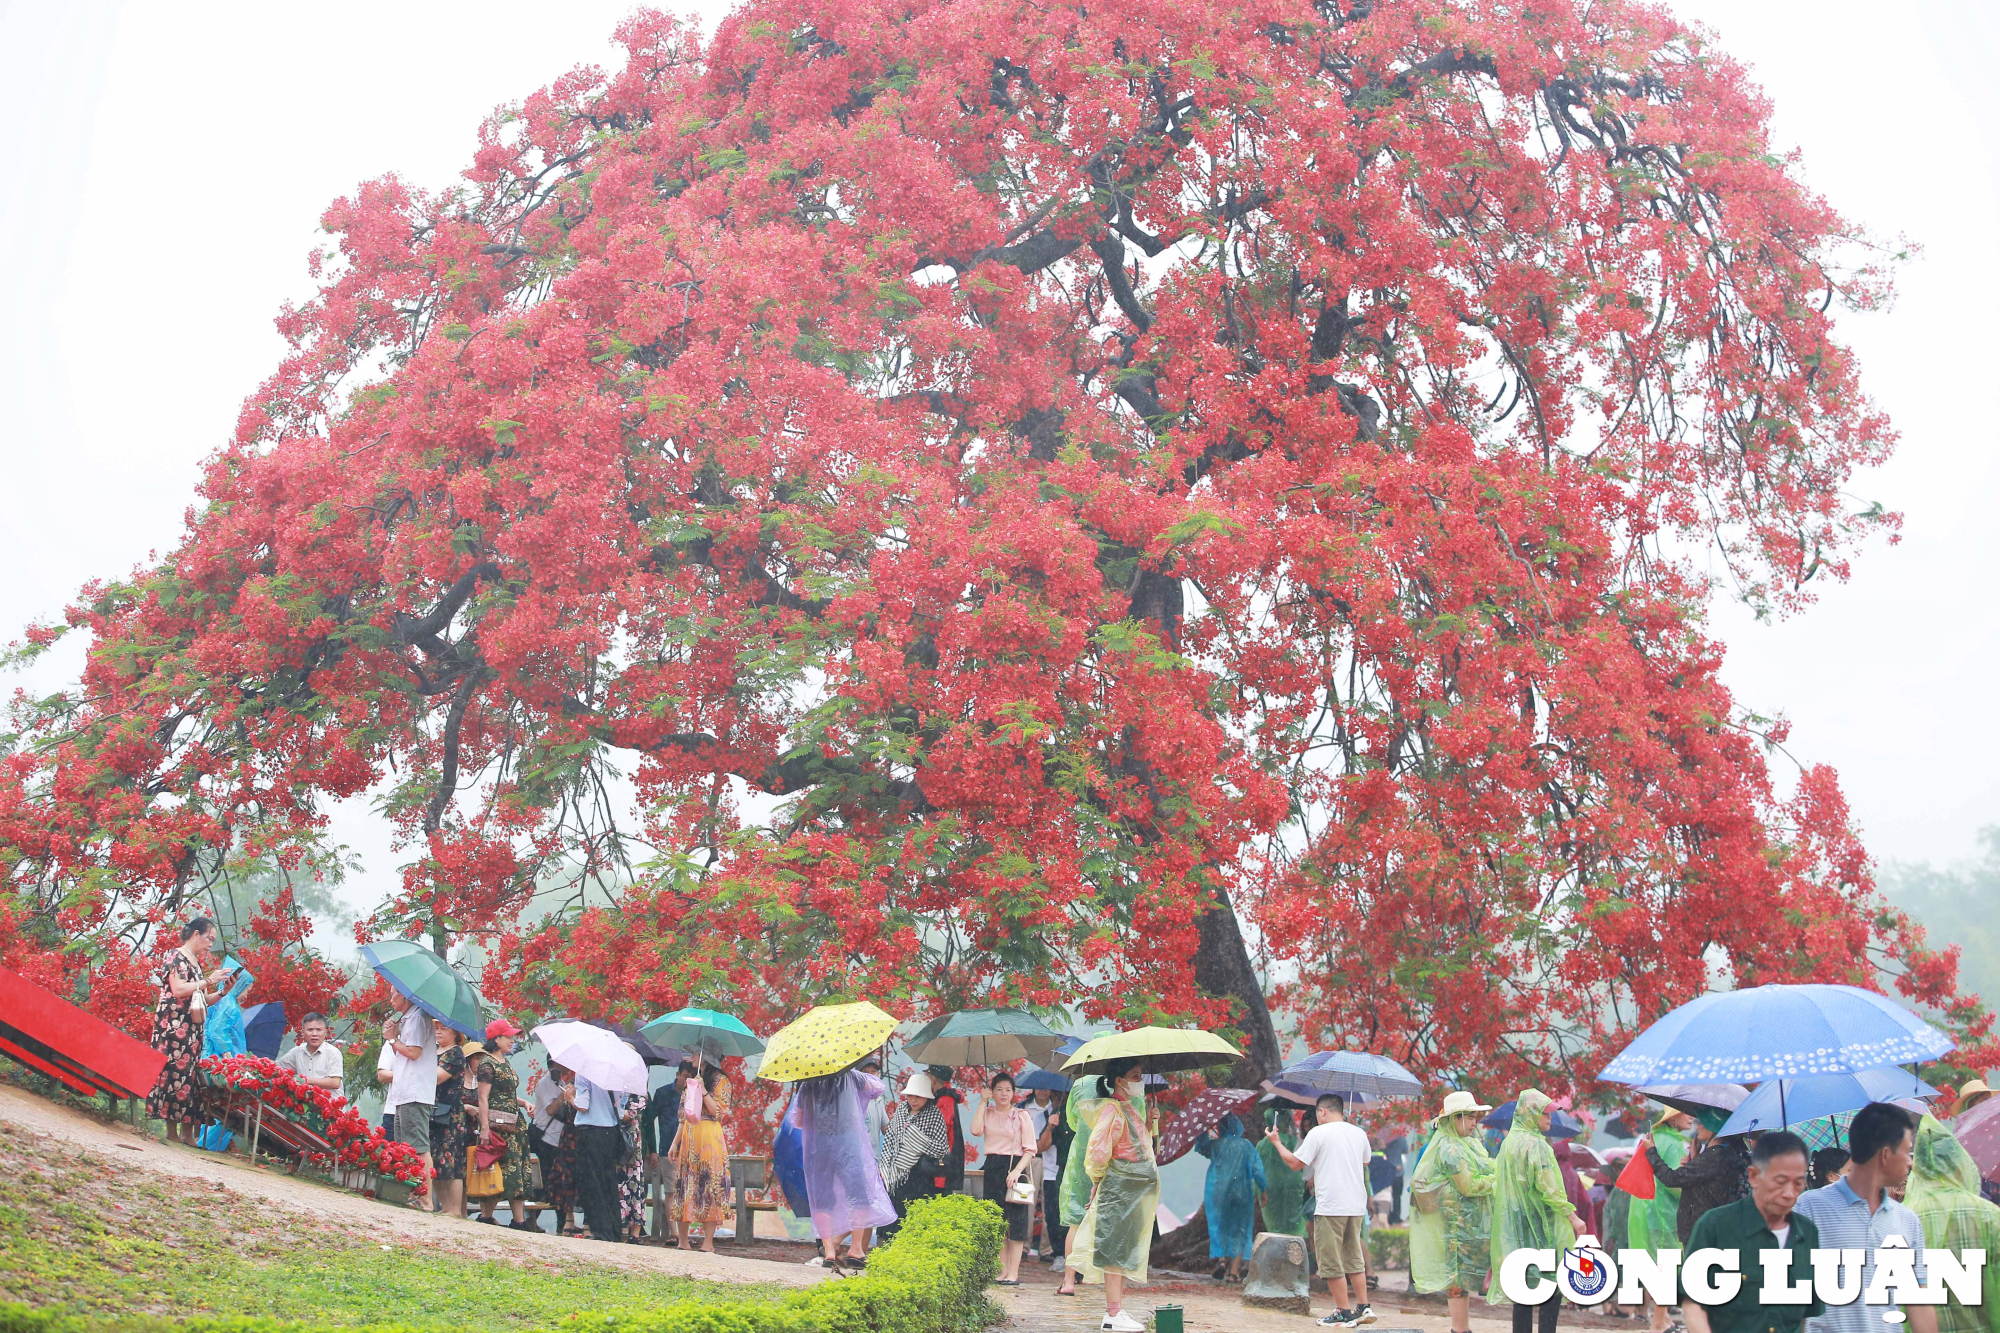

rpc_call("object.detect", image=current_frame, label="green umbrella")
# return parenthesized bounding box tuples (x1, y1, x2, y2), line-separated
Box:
(905, 1007, 1063, 1067)
(358, 940, 485, 1038)
(1060, 1025, 1242, 1076)
(638, 1007, 765, 1064)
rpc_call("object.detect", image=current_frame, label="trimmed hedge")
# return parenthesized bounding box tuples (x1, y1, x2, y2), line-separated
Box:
(0, 1193, 1006, 1333)
(1366, 1223, 1410, 1271)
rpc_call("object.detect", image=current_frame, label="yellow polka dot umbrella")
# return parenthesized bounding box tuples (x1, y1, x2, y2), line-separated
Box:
(757, 1000, 900, 1083)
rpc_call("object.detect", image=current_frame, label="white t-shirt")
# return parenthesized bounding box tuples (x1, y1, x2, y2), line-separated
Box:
(386, 1008, 438, 1111)
(278, 1041, 343, 1085)
(1031, 1103, 1058, 1174)
(1771, 1224, 1790, 1247)
(1296, 1119, 1372, 1217)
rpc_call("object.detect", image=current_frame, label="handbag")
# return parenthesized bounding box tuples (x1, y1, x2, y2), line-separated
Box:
(1412, 1185, 1443, 1214)
(1005, 1171, 1036, 1206)
(466, 1145, 504, 1197)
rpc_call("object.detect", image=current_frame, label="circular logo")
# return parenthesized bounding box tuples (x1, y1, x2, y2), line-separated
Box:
(1558, 1243, 1618, 1304)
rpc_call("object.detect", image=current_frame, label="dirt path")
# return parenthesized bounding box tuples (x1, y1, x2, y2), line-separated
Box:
(0, 1083, 826, 1290)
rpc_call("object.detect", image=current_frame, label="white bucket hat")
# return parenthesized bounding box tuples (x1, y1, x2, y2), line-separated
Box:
(902, 1071, 936, 1099)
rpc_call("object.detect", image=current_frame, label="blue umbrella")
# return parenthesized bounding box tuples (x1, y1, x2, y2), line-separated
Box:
(1017, 1068, 1073, 1093)
(1483, 1099, 1584, 1139)
(242, 1001, 287, 1060)
(1601, 984, 1952, 1085)
(1715, 1065, 1939, 1138)
(1279, 1051, 1423, 1099)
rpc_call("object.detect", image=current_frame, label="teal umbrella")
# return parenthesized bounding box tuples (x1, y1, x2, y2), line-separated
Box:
(905, 1007, 1063, 1067)
(638, 1007, 765, 1063)
(358, 940, 485, 1038)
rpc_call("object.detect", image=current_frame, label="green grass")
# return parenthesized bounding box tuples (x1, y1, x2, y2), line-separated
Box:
(0, 1119, 777, 1330)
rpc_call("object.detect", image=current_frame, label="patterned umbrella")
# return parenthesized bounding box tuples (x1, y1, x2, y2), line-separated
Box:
(1601, 983, 1952, 1085)
(1156, 1087, 1261, 1166)
(758, 1001, 899, 1082)
(1949, 1095, 2000, 1182)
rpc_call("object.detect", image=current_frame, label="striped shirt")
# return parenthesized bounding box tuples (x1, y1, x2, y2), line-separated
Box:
(1792, 1179, 1928, 1333)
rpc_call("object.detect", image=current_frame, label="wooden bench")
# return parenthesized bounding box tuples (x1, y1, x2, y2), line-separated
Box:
(729, 1153, 776, 1241)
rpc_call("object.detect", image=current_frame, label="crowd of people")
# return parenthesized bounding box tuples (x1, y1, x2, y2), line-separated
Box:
(143, 917, 2000, 1333)
(1408, 1087, 2000, 1333)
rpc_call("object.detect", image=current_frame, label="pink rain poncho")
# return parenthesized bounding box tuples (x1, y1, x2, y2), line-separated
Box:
(792, 1069, 897, 1239)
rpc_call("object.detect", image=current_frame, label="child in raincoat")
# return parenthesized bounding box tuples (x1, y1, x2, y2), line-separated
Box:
(1195, 1113, 1267, 1280)
(1487, 1088, 1584, 1333)
(1906, 1114, 2000, 1333)
(1409, 1090, 1496, 1333)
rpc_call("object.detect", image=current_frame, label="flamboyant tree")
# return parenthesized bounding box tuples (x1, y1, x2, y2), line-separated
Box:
(3, 0, 1991, 1086)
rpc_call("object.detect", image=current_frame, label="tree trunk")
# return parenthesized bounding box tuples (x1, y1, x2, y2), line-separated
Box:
(1194, 886, 1282, 1086)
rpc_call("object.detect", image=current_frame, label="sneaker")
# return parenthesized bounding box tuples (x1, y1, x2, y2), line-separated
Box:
(1101, 1314, 1145, 1333)
(1319, 1311, 1361, 1328)
(1356, 1305, 1378, 1323)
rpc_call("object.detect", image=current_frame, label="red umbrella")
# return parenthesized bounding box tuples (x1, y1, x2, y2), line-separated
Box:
(1952, 1096, 2000, 1181)
(1156, 1087, 1261, 1166)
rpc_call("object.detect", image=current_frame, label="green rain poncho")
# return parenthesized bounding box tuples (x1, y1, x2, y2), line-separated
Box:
(1258, 1119, 1309, 1238)
(1628, 1118, 1687, 1254)
(1410, 1110, 1496, 1296)
(1486, 1089, 1578, 1305)
(1906, 1114, 2000, 1333)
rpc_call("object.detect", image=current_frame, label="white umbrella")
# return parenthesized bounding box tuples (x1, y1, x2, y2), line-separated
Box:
(532, 1020, 649, 1094)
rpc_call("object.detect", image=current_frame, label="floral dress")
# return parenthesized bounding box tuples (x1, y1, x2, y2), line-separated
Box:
(477, 1055, 531, 1198)
(146, 951, 206, 1125)
(432, 1045, 467, 1182)
(671, 1075, 733, 1227)
(618, 1093, 647, 1234)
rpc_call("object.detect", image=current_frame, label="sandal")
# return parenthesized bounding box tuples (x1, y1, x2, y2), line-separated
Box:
(992, 1278, 1020, 1286)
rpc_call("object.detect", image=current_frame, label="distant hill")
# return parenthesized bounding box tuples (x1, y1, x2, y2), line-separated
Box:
(1879, 827, 2000, 1029)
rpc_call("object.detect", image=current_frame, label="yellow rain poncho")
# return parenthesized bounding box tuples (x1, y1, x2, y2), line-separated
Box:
(1486, 1089, 1577, 1305)
(1906, 1114, 2000, 1333)
(1410, 1110, 1496, 1296)
(1071, 1079, 1161, 1285)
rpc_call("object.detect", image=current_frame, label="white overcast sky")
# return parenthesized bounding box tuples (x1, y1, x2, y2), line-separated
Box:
(3, 0, 1996, 947)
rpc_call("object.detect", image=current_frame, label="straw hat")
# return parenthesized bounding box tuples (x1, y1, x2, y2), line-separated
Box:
(1437, 1089, 1493, 1119)
(460, 1041, 488, 1060)
(1959, 1080, 1993, 1111)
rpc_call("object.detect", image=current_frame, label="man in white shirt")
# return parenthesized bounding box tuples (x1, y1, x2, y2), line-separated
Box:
(276, 1012, 344, 1091)
(381, 992, 438, 1210)
(1268, 1093, 1376, 1329)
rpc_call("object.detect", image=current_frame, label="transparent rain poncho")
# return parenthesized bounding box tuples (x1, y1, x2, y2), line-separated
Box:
(1409, 1111, 1496, 1296)
(1906, 1114, 2000, 1333)
(200, 963, 254, 1059)
(1071, 1082, 1161, 1284)
(1485, 1090, 1577, 1304)
(1628, 1121, 1687, 1254)
(1059, 1075, 1145, 1229)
